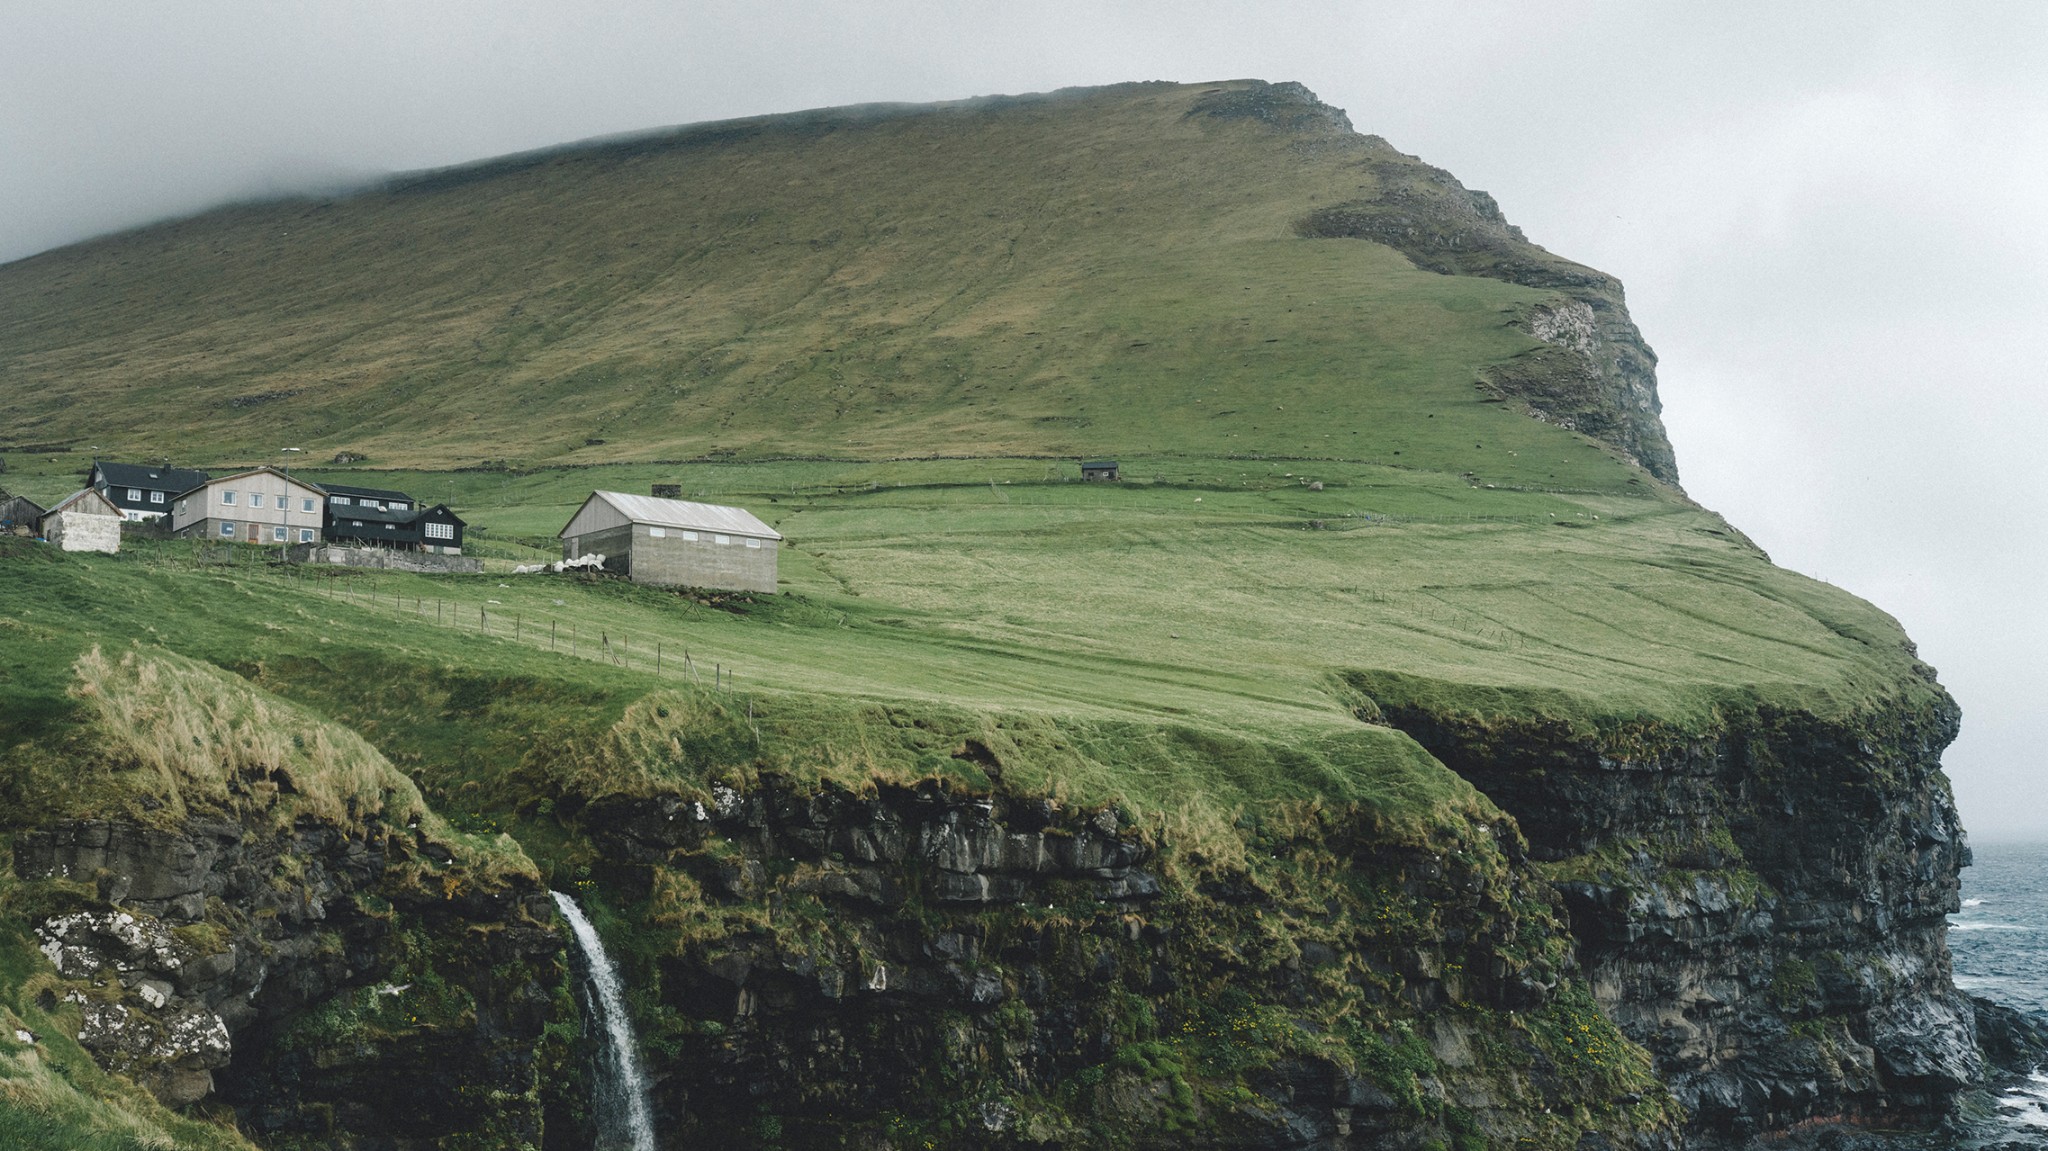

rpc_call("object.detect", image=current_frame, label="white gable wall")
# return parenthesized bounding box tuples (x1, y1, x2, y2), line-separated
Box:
(561, 493, 633, 539)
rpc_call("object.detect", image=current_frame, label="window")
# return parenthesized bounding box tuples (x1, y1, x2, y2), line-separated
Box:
(150, 490, 165, 504)
(681, 531, 699, 542)
(714, 534, 731, 545)
(648, 526, 667, 538)
(383, 522, 395, 530)
(390, 502, 408, 511)
(351, 520, 363, 527)
(250, 493, 265, 509)
(221, 490, 236, 505)
(298, 528, 314, 543)
(127, 487, 141, 501)
(220, 522, 235, 538)
(425, 522, 453, 541)
(273, 526, 287, 542)
(177, 499, 187, 514)
(331, 496, 351, 505)
(301, 498, 315, 512)
(745, 537, 762, 549)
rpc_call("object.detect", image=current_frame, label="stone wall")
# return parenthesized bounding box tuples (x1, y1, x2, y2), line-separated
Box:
(44, 509, 121, 553)
(624, 522, 778, 593)
(290, 543, 483, 574)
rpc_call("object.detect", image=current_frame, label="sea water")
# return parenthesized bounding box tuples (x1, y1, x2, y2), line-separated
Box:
(1952, 840, 2048, 1144)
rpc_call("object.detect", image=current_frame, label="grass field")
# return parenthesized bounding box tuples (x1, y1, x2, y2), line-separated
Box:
(1, 454, 1929, 785)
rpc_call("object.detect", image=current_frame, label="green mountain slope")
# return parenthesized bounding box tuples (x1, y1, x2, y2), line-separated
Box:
(0, 80, 1671, 483)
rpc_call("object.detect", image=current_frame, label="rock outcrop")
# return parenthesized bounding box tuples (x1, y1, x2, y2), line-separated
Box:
(556, 775, 1679, 1150)
(1218, 79, 1679, 485)
(1363, 684, 1982, 1144)
(13, 811, 560, 1146)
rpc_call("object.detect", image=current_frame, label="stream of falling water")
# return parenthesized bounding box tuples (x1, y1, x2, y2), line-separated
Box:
(552, 890, 657, 1151)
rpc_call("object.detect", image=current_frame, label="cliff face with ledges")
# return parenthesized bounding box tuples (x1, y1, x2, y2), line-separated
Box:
(1360, 682, 1981, 1143)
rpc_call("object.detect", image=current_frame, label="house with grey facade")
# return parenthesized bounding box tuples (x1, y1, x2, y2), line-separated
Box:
(170, 466, 327, 546)
(558, 490, 782, 594)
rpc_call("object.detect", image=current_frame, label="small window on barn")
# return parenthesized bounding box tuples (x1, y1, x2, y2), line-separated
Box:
(299, 529, 314, 543)
(127, 487, 141, 500)
(745, 537, 762, 549)
(150, 490, 164, 503)
(221, 490, 236, 505)
(220, 522, 235, 537)
(648, 526, 667, 538)
(714, 534, 731, 546)
(682, 531, 698, 541)
(273, 526, 287, 542)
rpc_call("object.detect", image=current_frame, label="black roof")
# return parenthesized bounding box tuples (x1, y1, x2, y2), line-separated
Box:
(315, 481, 415, 503)
(1081, 460, 1120, 469)
(415, 503, 466, 526)
(93, 461, 211, 492)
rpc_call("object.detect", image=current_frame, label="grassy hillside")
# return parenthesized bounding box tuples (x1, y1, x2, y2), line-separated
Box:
(0, 75, 1940, 825)
(0, 81, 1666, 484)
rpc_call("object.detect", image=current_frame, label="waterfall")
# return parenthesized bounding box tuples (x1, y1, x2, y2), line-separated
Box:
(552, 890, 657, 1151)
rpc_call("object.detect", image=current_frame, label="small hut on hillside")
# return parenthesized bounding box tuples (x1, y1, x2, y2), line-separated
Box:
(1, 494, 47, 537)
(39, 488, 122, 553)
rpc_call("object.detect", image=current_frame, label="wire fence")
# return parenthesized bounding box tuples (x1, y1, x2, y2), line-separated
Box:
(136, 540, 755, 694)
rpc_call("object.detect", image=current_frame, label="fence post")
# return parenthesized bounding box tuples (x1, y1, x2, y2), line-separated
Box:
(656, 642, 661, 672)
(552, 620, 557, 650)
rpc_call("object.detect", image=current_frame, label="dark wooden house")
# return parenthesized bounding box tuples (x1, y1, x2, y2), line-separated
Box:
(1080, 460, 1121, 482)
(1, 495, 47, 536)
(89, 461, 213, 522)
(318, 483, 466, 554)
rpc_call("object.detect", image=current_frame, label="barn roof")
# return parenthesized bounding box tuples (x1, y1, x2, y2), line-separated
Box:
(566, 491, 782, 540)
(45, 488, 121, 517)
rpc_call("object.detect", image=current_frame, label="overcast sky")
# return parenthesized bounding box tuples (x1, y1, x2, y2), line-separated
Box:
(6, 2, 2044, 839)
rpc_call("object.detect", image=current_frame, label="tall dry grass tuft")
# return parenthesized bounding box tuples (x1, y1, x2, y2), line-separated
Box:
(66, 646, 537, 886)
(70, 646, 424, 830)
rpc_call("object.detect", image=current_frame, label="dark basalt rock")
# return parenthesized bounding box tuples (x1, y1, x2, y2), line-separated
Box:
(1373, 690, 1987, 1144)
(14, 811, 559, 1146)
